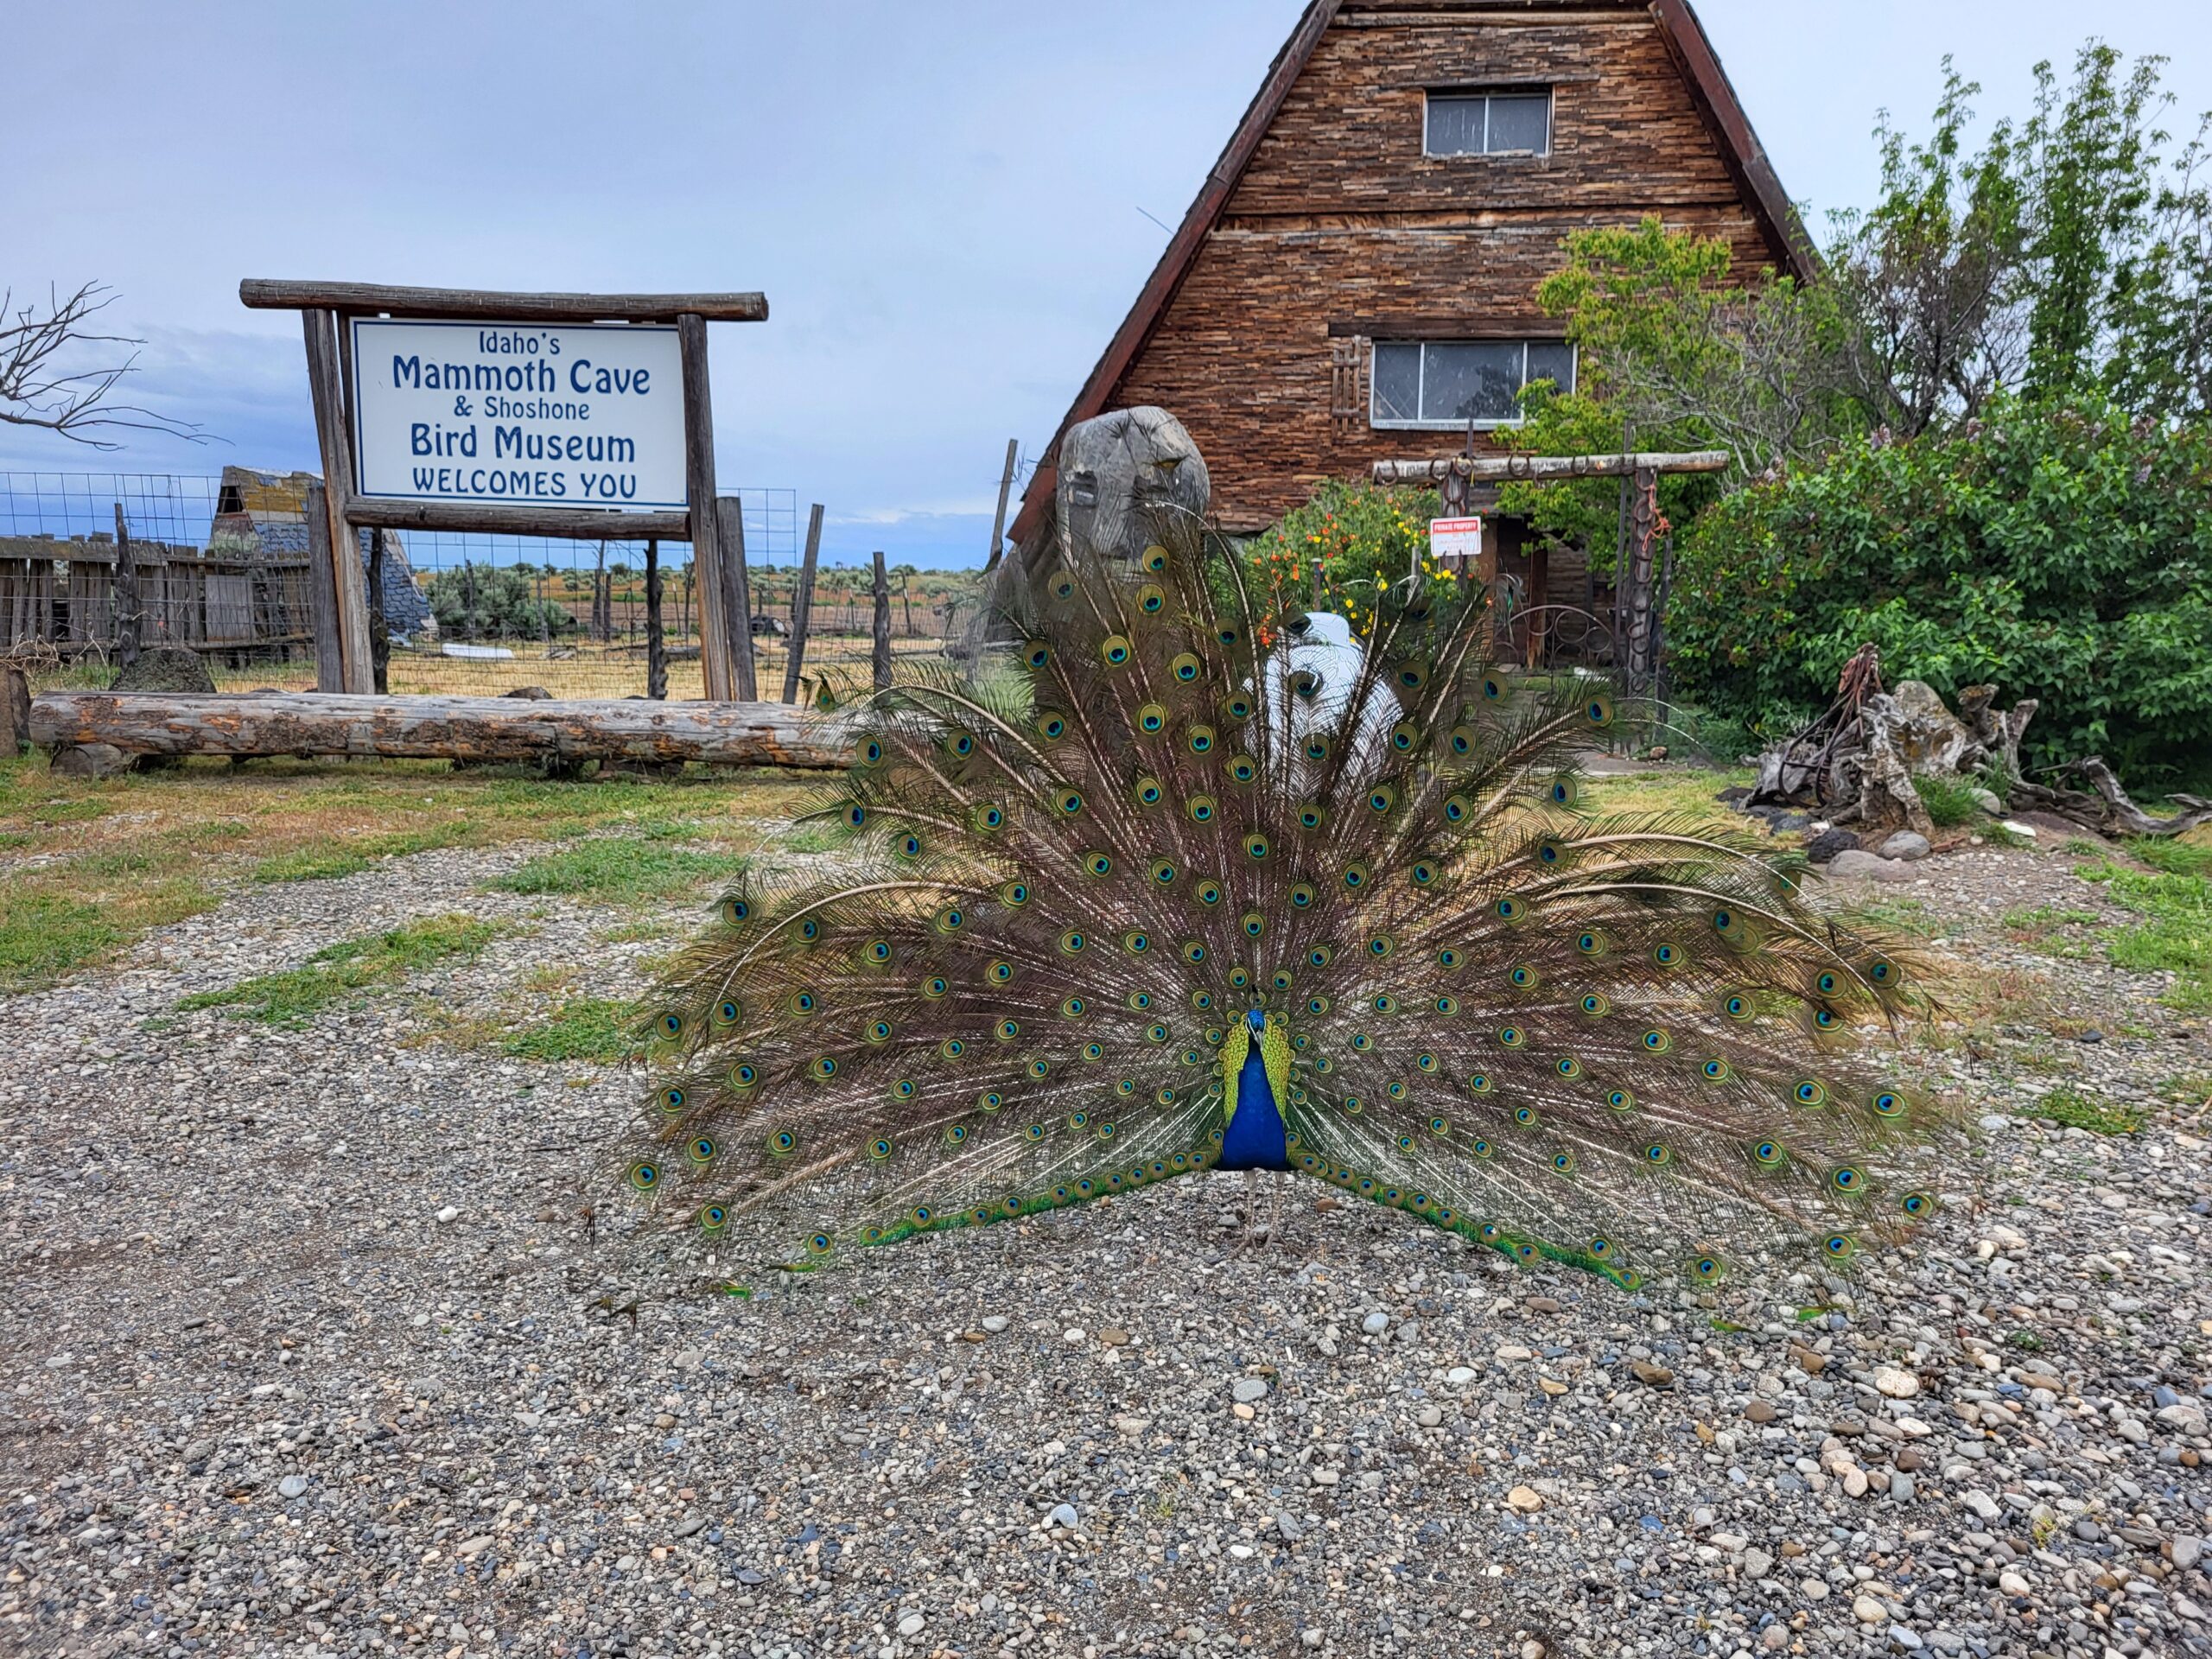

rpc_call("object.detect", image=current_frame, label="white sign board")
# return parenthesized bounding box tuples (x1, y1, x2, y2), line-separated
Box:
(349, 318, 688, 512)
(1429, 515, 1485, 562)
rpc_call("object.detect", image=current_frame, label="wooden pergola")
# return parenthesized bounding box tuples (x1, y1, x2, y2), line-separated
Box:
(1373, 449, 1728, 684)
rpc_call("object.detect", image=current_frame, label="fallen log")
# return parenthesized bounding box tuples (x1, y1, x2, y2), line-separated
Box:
(2012, 758, 2212, 839)
(29, 690, 849, 772)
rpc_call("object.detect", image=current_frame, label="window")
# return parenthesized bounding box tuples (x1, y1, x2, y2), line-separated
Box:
(1370, 340, 1575, 428)
(1425, 90, 1551, 156)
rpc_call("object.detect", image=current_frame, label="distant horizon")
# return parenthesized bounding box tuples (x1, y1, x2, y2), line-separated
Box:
(8, 0, 2208, 567)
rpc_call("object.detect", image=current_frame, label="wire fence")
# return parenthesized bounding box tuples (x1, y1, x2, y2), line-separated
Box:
(0, 471, 978, 698)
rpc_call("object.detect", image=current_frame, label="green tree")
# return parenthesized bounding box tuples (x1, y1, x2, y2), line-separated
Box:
(2018, 44, 2170, 402)
(1494, 219, 1850, 564)
(1824, 64, 2027, 435)
(1669, 395, 2212, 784)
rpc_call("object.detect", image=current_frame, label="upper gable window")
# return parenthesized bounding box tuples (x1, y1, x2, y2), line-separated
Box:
(1425, 90, 1551, 156)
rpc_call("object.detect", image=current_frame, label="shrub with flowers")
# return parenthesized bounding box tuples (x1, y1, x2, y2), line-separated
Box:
(1243, 479, 1455, 636)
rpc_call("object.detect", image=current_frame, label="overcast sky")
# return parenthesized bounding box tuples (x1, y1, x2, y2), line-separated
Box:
(9, 1, 2209, 567)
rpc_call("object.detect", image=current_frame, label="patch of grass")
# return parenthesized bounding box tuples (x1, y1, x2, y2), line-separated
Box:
(2035, 1084, 2144, 1136)
(0, 873, 215, 992)
(1583, 765, 1757, 833)
(1912, 773, 1986, 828)
(489, 840, 747, 906)
(251, 819, 486, 883)
(2161, 1074, 2212, 1108)
(2077, 847, 2212, 1010)
(178, 914, 498, 1026)
(2130, 836, 2212, 878)
(499, 997, 642, 1064)
(0, 894, 129, 988)
(31, 797, 113, 825)
(2001, 906, 2102, 931)
(1997, 904, 2103, 961)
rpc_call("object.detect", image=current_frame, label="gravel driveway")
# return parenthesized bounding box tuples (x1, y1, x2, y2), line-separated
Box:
(2, 832, 2208, 1659)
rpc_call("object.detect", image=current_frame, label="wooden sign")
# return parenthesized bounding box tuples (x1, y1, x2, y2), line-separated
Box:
(241, 279, 766, 699)
(350, 319, 689, 512)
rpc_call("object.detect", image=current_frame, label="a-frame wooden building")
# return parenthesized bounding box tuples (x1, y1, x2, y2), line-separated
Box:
(1008, 0, 1808, 565)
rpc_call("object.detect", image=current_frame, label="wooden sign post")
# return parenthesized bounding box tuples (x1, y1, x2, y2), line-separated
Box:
(242, 280, 767, 697)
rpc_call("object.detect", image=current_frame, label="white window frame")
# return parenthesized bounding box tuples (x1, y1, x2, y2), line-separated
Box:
(1422, 89, 1554, 158)
(1368, 340, 1578, 431)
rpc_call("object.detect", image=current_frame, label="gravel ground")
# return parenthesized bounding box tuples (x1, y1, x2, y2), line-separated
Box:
(3, 829, 2209, 1659)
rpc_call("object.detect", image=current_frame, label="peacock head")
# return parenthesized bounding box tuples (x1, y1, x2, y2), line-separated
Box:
(1246, 1007, 1266, 1032)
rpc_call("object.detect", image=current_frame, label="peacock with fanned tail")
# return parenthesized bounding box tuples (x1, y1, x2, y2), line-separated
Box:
(624, 510, 1949, 1288)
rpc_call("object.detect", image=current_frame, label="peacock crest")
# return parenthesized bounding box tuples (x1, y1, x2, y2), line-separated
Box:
(628, 507, 1949, 1288)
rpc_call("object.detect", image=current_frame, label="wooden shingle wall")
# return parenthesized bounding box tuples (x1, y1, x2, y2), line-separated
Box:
(1110, 2, 1792, 530)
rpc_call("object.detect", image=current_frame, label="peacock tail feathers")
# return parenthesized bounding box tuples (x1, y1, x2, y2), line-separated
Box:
(626, 505, 1952, 1286)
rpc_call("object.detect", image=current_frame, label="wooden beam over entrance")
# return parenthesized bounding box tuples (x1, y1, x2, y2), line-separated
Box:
(1370, 450, 1728, 485)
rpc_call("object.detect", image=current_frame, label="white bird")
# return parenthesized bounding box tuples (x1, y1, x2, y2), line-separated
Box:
(1262, 610, 1399, 788)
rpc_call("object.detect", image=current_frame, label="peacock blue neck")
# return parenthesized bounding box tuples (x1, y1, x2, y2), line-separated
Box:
(1220, 1044, 1291, 1172)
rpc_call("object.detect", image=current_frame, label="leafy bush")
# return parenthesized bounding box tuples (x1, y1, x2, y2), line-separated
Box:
(1243, 480, 1457, 633)
(425, 563, 577, 639)
(1911, 773, 1985, 827)
(1670, 396, 2212, 785)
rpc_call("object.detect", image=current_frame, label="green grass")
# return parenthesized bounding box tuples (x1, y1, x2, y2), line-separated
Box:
(251, 819, 486, 882)
(0, 876, 216, 993)
(178, 915, 499, 1026)
(2034, 1084, 2145, 1136)
(487, 839, 746, 906)
(2077, 839, 2212, 1010)
(2000, 905, 2102, 931)
(1912, 773, 1985, 828)
(0, 894, 130, 988)
(499, 996, 642, 1063)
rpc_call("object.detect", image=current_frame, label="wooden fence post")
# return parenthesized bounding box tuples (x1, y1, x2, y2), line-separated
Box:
(715, 497, 759, 700)
(112, 503, 141, 670)
(645, 538, 666, 700)
(781, 503, 823, 704)
(677, 313, 733, 701)
(366, 528, 391, 694)
(1622, 467, 1661, 693)
(304, 482, 344, 693)
(871, 550, 892, 691)
(982, 437, 1018, 573)
(0, 666, 29, 754)
(300, 308, 373, 692)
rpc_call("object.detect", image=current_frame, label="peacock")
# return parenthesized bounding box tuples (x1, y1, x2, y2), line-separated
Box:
(624, 509, 1947, 1289)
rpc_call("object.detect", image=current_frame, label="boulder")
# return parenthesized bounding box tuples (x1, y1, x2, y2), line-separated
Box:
(1878, 830, 1932, 862)
(110, 646, 216, 696)
(1825, 849, 1916, 883)
(1803, 828, 1859, 865)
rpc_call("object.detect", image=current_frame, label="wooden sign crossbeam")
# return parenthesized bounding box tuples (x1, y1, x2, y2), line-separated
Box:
(240, 281, 767, 323)
(243, 279, 766, 698)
